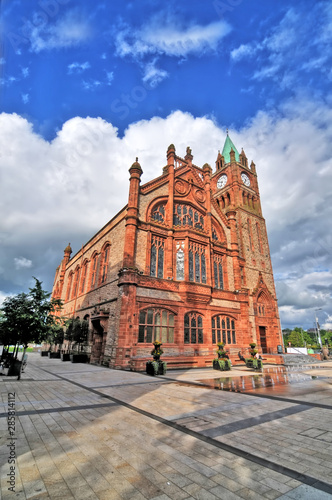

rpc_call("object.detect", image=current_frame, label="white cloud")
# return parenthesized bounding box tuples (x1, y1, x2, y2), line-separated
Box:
(114, 17, 231, 59)
(21, 93, 29, 104)
(67, 61, 91, 74)
(28, 9, 91, 53)
(0, 99, 331, 329)
(142, 60, 168, 87)
(231, 4, 332, 89)
(14, 257, 32, 269)
(21, 67, 29, 78)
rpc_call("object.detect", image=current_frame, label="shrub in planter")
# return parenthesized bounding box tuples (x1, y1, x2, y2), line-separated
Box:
(61, 353, 70, 361)
(41, 351, 49, 357)
(213, 342, 231, 370)
(146, 341, 167, 376)
(48, 352, 60, 358)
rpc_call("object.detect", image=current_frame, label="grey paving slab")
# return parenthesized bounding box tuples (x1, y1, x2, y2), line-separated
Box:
(1, 353, 332, 499)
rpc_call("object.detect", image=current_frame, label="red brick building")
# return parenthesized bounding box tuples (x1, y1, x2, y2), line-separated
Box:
(52, 135, 282, 370)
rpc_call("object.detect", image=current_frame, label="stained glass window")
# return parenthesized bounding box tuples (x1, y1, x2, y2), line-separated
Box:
(176, 242, 185, 280)
(150, 236, 165, 278)
(151, 204, 166, 223)
(189, 242, 206, 284)
(213, 255, 224, 290)
(100, 245, 110, 284)
(173, 204, 204, 230)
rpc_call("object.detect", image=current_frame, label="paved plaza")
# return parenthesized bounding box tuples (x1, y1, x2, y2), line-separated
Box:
(1, 354, 332, 499)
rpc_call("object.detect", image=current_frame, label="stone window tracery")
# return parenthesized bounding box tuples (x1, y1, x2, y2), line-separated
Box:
(138, 308, 175, 343)
(212, 316, 236, 344)
(72, 266, 80, 299)
(213, 255, 224, 290)
(100, 245, 110, 284)
(184, 312, 204, 344)
(80, 260, 89, 294)
(151, 204, 165, 223)
(189, 242, 206, 284)
(90, 253, 98, 290)
(66, 272, 73, 301)
(150, 236, 165, 278)
(173, 204, 204, 230)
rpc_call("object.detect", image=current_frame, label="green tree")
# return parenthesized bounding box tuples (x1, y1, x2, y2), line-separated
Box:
(0, 278, 62, 378)
(65, 318, 89, 352)
(287, 328, 305, 347)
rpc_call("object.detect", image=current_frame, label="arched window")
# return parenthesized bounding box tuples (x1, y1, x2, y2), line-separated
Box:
(72, 266, 80, 299)
(212, 316, 236, 344)
(66, 272, 73, 301)
(150, 236, 164, 278)
(173, 204, 204, 230)
(80, 260, 89, 294)
(138, 308, 175, 343)
(90, 253, 98, 289)
(184, 312, 204, 344)
(189, 242, 206, 283)
(213, 255, 224, 290)
(151, 204, 165, 223)
(100, 244, 110, 284)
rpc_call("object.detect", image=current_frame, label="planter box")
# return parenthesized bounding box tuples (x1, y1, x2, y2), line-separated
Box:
(41, 351, 49, 357)
(48, 352, 61, 359)
(61, 353, 70, 361)
(7, 360, 22, 376)
(70, 354, 88, 363)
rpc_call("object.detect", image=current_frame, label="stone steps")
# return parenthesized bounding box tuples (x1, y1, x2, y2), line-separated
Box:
(282, 353, 321, 365)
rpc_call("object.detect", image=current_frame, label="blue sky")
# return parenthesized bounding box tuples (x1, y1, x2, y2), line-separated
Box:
(0, 0, 332, 331)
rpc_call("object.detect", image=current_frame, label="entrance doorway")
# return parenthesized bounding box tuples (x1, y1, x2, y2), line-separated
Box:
(259, 326, 267, 353)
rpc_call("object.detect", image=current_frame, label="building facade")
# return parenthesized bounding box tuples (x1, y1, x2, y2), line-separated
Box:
(52, 135, 282, 370)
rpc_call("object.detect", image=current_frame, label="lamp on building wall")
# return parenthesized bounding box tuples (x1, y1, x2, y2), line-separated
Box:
(314, 308, 323, 348)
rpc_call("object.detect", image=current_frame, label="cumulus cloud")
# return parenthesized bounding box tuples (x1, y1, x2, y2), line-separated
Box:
(0, 99, 331, 328)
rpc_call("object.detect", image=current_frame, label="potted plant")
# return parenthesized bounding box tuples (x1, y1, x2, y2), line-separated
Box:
(213, 342, 231, 371)
(66, 318, 90, 363)
(146, 341, 167, 375)
(245, 343, 263, 370)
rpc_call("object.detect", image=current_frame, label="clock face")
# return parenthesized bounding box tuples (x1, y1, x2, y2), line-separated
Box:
(241, 173, 250, 186)
(217, 174, 227, 189)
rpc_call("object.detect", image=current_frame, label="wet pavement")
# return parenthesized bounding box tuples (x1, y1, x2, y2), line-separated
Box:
(1, 354, 332, 499)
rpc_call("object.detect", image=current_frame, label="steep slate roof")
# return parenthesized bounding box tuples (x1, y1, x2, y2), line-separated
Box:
(222, 133, 240, 163)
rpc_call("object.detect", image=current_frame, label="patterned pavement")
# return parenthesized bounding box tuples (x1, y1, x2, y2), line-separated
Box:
(1, 353, 332, 499)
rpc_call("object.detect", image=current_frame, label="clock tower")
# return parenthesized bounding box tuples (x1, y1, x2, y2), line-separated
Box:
(212, 132, 281, 353)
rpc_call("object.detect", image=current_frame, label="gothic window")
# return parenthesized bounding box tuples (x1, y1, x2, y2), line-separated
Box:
(72, 266, 80, 299)
(66, 272, 73, 301)
(100, 244, 110, 284)
(150, 236, 164, 278)
(212, 316, 236, 344)
(80, 260, 89, 294)
(151, 204, 165, 223)
(189, 242, 206, 284)
(256, 223, 263, 254)
(184, 312, 204, 344)
(176, 241, 185, 280)
(90, 253, 98, 289)
(213, 255, 224, 290)
(138, 308, 175, 343)
(212, 228, 218, 241)
(173, 204, 204, 230)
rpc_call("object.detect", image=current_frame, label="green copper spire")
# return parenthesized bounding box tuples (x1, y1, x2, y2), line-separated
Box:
(221, 132, 240, 163)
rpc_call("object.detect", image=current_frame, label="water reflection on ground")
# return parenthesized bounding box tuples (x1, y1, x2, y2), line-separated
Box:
(201, 365, 328, 394)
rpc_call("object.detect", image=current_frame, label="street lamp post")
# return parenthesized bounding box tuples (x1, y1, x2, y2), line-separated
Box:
(315, 309, 322, 349)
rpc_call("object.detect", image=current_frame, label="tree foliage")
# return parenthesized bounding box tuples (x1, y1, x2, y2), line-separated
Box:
(0, 278, 63, 349)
